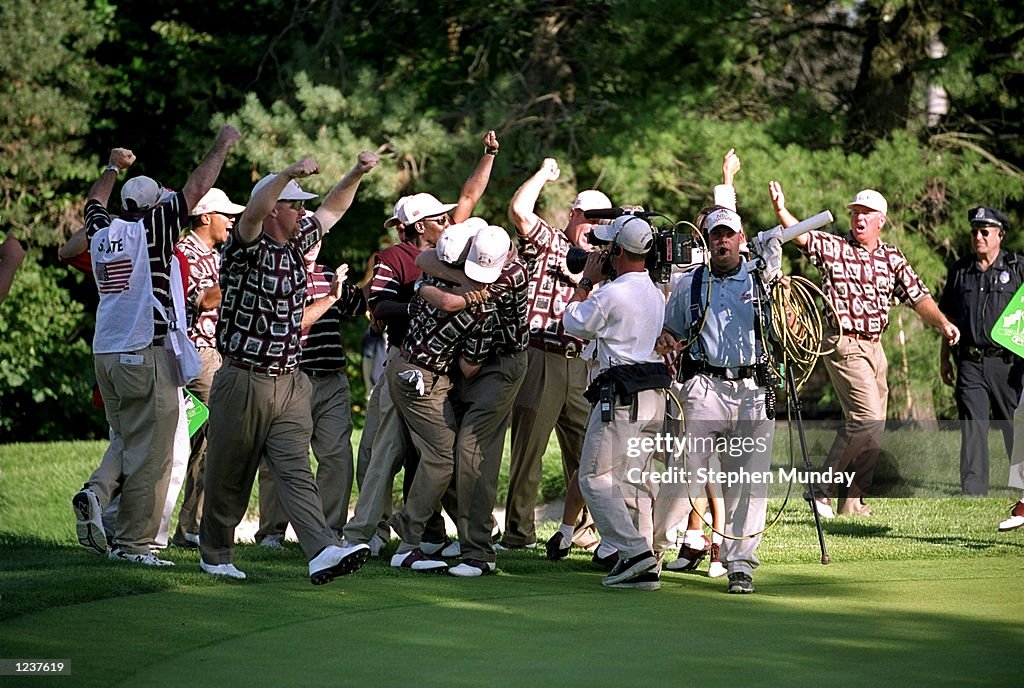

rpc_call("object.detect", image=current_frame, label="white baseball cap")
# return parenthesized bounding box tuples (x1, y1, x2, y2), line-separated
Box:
(572, 189, 612, 211)
(396, 193, 456, 227)
(250, 174, 319, 203)
(121, 176, 172, 212)
(435, 219, 484, 265)
(384, 195, 413, 228)
(465, 225, 512, 284)
(847, 189, 888, 216)
(704, 207, 743, 234)
(614, 216, 655, 254)
(190, 188, 246, 216)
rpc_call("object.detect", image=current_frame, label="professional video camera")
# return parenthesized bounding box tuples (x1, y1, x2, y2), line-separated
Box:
(564, 207, 700, 283)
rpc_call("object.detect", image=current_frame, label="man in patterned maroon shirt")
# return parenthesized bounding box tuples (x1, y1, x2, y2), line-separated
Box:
(171, 188, 245, 549)
(771, 183, 959, 516)
(199, 151, 378, 584)
(502, 157, 610, 550)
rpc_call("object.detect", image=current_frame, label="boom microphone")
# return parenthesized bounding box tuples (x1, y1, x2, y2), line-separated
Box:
(583, 207, 627, 220)
(776, 210, 834, 244)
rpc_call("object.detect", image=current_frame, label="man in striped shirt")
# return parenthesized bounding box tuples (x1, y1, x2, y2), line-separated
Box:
(80, 125, 240, 567)
(256, 239, 367, 546)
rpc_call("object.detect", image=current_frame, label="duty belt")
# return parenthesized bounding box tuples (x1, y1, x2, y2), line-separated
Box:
(960, 345, 1013, 363)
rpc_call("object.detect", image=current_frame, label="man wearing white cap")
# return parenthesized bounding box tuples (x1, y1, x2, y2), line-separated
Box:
(654, 207, 777, 594)
(386, 224, 506, 572)
(771, 183, 959, 516)
(79, 124, 241, 566)
(344, 131, 501, 554)
(169, 188, 245, 548)
(503, 158, 610, 551)
(199, 151, 378, 584)
(563, 216, 669, 590)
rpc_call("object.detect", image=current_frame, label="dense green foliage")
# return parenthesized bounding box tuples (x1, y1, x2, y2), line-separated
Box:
(3, 0, 1024, 438)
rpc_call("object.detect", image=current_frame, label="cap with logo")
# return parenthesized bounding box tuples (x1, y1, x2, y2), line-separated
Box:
(121, 176, 174, 213)
(968, 206, 1009, 232)
(703, 207, 743, 235)
(465, 225, 512, 284)
(190, 188, 246, 216)
(250, 174, 319, 203)
(396, 193, 457, 227)
(846, 189, 888, 216)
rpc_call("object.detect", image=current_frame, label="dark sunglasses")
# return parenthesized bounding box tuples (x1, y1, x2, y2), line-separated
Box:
(430, 213, 451, 225)
(971, 226, 996, 237)
(280, 200, 305, 211)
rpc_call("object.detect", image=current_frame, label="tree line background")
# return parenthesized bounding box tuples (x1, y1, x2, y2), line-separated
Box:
(2, 0, 1023, 441)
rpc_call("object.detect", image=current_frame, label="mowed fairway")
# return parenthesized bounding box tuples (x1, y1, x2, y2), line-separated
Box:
(2, 442, 1023, 687)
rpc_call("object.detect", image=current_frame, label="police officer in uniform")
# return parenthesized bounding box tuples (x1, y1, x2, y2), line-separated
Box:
(940, 206, 1024, 495)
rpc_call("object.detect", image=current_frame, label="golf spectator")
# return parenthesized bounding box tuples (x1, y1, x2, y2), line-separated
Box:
(199, 151, 377, 583)
(171, 188, 245, 548)
(771, 183, 960, 516)
(77, 124, 240, 566)
(939, 206, 1024, 495)
(0, 232, 25, 304)
(503, 157, 609, 552)
(255, 239, 366, 547)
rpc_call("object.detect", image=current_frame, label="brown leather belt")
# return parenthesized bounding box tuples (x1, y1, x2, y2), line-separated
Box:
(529, 339, 581, 359)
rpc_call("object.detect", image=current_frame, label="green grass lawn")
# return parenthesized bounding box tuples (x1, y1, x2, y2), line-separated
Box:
(1, 437, 1023, 687)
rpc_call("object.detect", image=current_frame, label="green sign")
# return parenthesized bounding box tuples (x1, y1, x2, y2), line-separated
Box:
(991, 282, 1024, 360)
(184, 389, 209, 437)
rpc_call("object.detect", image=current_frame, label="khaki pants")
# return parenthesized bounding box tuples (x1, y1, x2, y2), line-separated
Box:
(652, 376, 773, 576)
(257, 371, 355, 538)
(820, 334, 887, 499)
(386, 355, 457, 550)
(93, 346, 179, 554)
(200, 364, 337, 564)
(505, 346, 591, 546)
(172, 346, 220, 545)
(455, 352, 528, 562)
(579, 389, 665, 559)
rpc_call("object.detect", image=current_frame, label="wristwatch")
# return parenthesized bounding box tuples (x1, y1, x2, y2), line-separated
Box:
(578, 277, 594, 292)
(103, 164, 120, 174)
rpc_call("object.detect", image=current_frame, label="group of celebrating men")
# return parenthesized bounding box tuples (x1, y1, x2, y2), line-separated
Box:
(66, 124, 1024, 595)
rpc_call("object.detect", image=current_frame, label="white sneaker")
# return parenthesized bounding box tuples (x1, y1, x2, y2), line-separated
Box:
(998, 502, 1024, 532)
(72, 488, 108, 555)
(309, 543, 370, 584)
(390, 548, 448, 572)
(810, 497, 835, 520)
(448, 559, 496, 577)
(440, 540, 462, 558)
(200, 559, 247, 580)
(109, 547, 174, 567)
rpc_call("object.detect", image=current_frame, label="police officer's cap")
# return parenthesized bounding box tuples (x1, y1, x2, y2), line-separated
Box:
(968, 206, 1010, 232)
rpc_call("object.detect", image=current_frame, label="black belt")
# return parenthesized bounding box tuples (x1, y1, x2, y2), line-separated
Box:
(227, 358, 295, 376)
(960, 345, 1013, 363)
(688, 362, 756, 381)
(843, 332, 880, 343)
(529, 339, 581, 359)
(302, 367, 345, 378)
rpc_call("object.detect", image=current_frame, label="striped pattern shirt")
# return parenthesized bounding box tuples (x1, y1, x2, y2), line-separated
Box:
(367, 240, 421, 349)
(175, 232, 221, 349)
(300, 262, 366, 372)
(85, 193, 188, 341)
(404, 277, 490, 373)
(465, 258, 529, 363)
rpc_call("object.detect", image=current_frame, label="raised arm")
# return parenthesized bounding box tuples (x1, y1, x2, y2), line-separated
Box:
(313, 151, 380, 232)
(769, 180, 806, 247)
(87, 148, 136, 206)
(508, 158, 560, 237)
(180, 125, 242, 212)
(453, 130, 499, 223)
(235, 157, 320, 244)
(0, 233, 26, 303)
